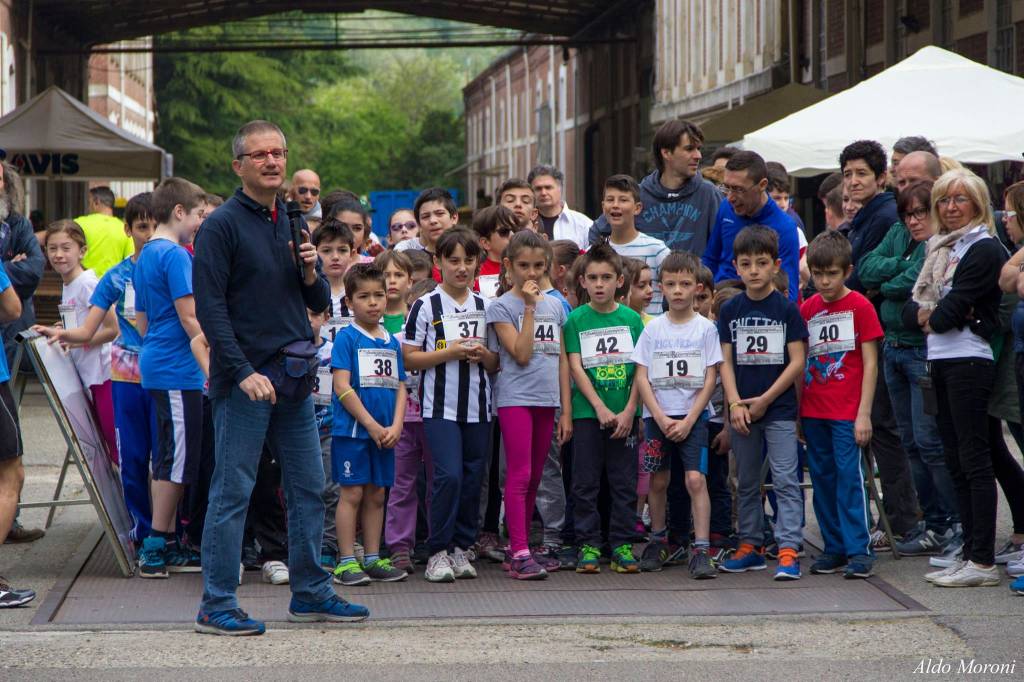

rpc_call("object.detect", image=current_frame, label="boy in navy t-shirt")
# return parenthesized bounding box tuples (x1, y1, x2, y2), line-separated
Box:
(330, 264, 408, 586)
(716, 226, 808, 580)
(134, 177, 208, 579)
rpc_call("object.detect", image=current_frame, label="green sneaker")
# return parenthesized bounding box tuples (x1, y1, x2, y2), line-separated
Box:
(575, 544, 601, 574)
(610, 543, 639, 573)
(363, 557, 408, 582)
(333, 559, 371, 586)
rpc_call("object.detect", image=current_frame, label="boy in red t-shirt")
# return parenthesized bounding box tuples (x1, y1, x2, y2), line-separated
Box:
(471, 205, 520, 298)
(800, 231, 883, 580)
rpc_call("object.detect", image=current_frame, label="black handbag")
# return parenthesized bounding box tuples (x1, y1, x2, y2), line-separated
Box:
(259, 339, 319, 403)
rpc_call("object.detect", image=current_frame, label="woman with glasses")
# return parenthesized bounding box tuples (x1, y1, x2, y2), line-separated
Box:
(904, 170, 1008, 588)
(860, 181, 961, 559)
(387, 209, 418, 248)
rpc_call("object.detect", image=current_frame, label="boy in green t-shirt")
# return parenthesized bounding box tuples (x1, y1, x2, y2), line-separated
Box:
(565, 244, 645, 574)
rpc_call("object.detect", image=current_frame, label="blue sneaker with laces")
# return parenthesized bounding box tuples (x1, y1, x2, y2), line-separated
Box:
(810, 554, 847, 574)
(138, 537, 168, 579)
(719, 543, 767, 573)
(288, 594, 369, 623)
(843, 555, 874, 579)
(194, 608, 266, 636)
(1011, 575, 1024, 595)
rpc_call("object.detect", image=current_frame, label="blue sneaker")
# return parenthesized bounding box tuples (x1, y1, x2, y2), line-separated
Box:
(774, 548, 801, 581)
(195, 608, 266, 636)
(810, 554, 847, 574)
(843, 556, 874, 579)
(287, 594, 369, 623)
(719, 544, 767, 573)
(1011, 575, 1024, 595)
(138, 537, 168, 579)
(166, 545, 202, 573)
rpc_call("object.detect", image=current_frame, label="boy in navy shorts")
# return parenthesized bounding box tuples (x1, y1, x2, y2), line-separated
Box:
(330, 264, 409, 586)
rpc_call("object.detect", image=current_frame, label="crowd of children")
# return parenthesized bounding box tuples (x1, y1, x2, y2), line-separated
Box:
(17, 130, 1024, 616)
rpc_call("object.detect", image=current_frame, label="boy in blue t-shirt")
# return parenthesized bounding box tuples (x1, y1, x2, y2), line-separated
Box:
(133, 177, 207, 579)
(330, 264, 408, 586)
(716, 226, 808, 580)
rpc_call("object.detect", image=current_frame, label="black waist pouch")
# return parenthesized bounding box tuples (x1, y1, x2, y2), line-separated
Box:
(918, 373, 939, 417)
(259, 340, 319, 403)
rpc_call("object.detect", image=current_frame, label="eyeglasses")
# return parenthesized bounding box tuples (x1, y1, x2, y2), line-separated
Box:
(297, 186, 319, 196)
(902, 208, 929, 222)
(722, 183, 757, 196)
(390, 221, 417, 232)
(937, 195, 971, 207)
(237, 148, 288, 164)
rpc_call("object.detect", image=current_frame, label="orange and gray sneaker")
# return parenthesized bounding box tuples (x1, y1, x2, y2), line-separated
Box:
(720, 543, 767, 573)
(774, 547, 801, 581)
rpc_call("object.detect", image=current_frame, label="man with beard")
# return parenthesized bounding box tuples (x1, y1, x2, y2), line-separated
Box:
(0, 162, 45, 545)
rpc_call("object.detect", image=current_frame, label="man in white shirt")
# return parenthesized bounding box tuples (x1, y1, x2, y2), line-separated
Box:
(527, 165, 591, 249)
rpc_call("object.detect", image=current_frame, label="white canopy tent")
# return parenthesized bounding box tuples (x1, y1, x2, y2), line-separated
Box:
(742, 46, 1024, 176)
(0, 85, 170, 181)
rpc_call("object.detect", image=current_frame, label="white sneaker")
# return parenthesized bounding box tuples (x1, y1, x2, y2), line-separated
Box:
(929, 535, 964, 568)
(450, 547, 478, 579)
(1006, 555, 1024, 577)
(261, 560, 290, 585)
(994, 540, 1024, 565)
(924, 560, 965, 583)
(933, 560, 1000, 588)
(424, 551, 455, 583)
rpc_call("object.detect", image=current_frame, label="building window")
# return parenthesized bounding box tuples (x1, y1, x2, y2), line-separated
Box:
(995, 0, 1015, 72)
(537, 102, 552, 164)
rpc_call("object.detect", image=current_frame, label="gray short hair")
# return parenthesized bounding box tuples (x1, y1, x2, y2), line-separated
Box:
(232, 120, 287, 159)
(893, 135, 937, 157)
(527, 164, 564, 187)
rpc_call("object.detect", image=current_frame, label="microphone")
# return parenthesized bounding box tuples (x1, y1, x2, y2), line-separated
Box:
(286, 200, 305, 277)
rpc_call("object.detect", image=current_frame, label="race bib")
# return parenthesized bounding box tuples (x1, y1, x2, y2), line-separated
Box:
(579, 326, 634, 369)
(313, 366, 333, 406)
(478, 275, 501, 299)
(442, 310, 486, 343)
(736, 325, 785, 366)
(807, 311, 855, 357)
(321, 316, 353, 343)
(519, 314, 561, 354)
(357, 348, 400, 389)
(123, 281, 136, 321)
(58, 304, 79, 330)
(649, 349, 705, 389)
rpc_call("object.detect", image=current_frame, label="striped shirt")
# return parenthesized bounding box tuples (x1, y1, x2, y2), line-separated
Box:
(403, 288, 492, 422)
(609, 232, 670, 314)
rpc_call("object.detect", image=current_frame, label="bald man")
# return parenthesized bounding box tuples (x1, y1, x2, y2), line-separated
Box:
(289, 169, 322, 224)
(893, 151, 941, 193)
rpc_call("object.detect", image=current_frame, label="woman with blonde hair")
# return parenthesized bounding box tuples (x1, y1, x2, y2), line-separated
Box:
(904, 169, 1007, 588)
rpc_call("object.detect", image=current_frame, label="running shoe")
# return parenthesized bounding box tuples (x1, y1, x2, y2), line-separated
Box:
(895, 527, 950, 557)
(555, 545, 578, 569)
(774, 548, 801, 581)
(195, 608, 266, 636)
(287, 594, 369, 623)
(0, 578, 35, 608)
(390, 550, 414, 574)
(261, 560, 290, 585)
(610, 544, 640, 574)
(720, 543, 766, 573)
(333, 559, 371, 586)
(424, 551, 455, 582)
(1007, 555, 1024, 577)
(843, 555, 874, 579)
(665, 541, 690, 566)
(933, 561, 1000, 588)
(450, 548, 477, 579)
(165, 545, 202, 573)
(1011, 575, 1024, 595)
(924, 560, 966, 583)
(994, 540, 1024, 565)
(3, 521, 44, 544)
(575, 544, 601, 574)
(363, 557, 407, 582)
(532, 546, 561, 572)
(709, 533, 737, 563)
(241, 544, 260, 571)
(929, 530, 964, 568)
(688, 548, 718, 580)
(810, 554, 847, 574)
(138, 537, 168, 579)
(508, 554, 548, 580)
(869, 528, 892, 553)
(639, 541, 669, 572)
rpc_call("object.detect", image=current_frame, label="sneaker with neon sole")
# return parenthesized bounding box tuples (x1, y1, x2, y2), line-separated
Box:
(610, 544, 639, 574)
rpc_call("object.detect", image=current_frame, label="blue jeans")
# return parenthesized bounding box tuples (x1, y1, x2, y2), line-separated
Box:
(802, 418, 872, 558)
(883, 343, 958, 532)
(423, 418, 491, 555)
(200, 387, 334, 614)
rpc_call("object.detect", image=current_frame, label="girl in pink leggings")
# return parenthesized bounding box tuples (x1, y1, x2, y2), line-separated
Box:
(485, 230, 572, 580)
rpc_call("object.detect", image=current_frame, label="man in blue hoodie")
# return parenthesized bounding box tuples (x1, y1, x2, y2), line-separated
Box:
(701, 150, 801, 302)
(588, 119, 722, 255)
(841, 138, 920, 546)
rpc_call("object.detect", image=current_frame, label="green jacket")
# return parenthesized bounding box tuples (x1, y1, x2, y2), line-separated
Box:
(857, 221, 926, 347)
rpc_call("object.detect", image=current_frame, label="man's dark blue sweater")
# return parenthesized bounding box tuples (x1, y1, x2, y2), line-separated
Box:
(194, 188, 330, 399)
(847, 191, 899, 297)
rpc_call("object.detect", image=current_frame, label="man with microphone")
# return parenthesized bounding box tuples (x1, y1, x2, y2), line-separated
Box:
(193, 120, 368, 636)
